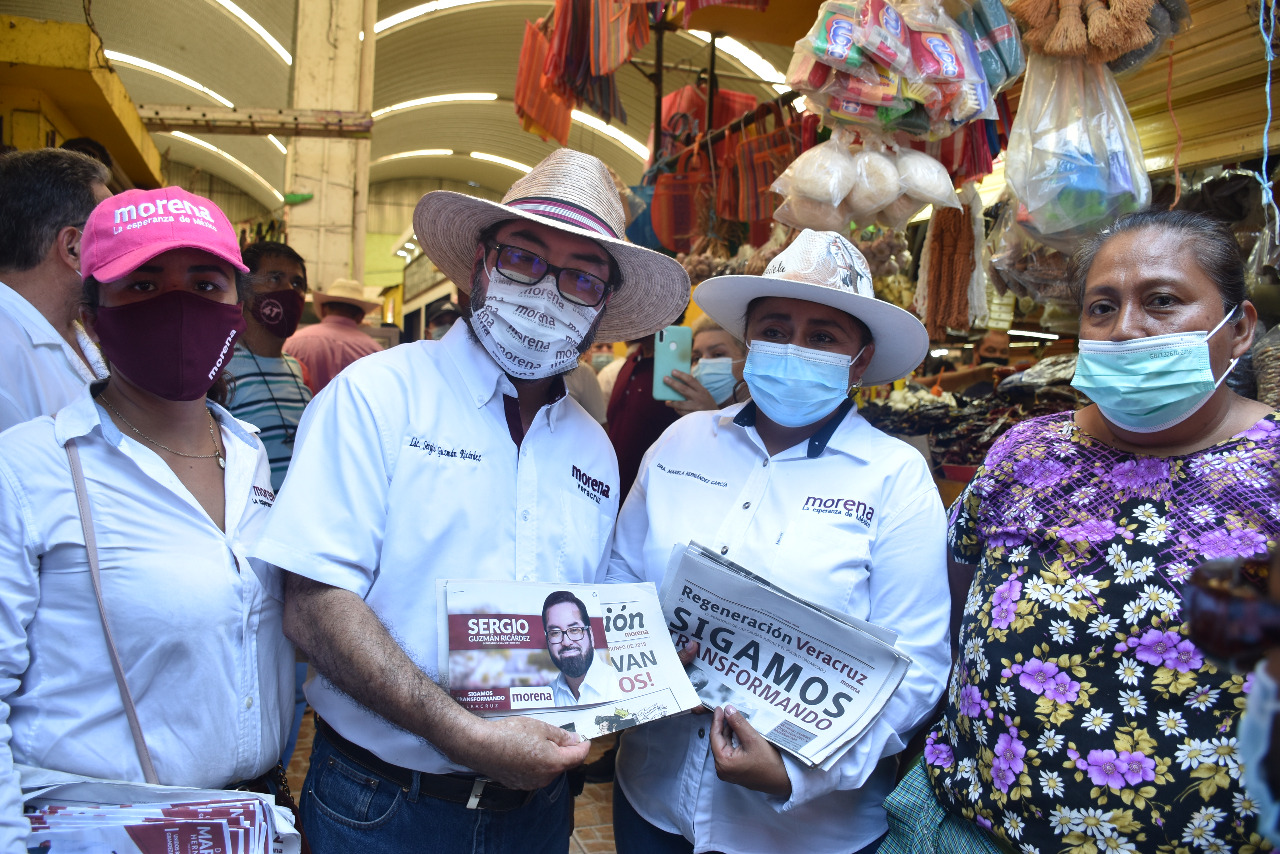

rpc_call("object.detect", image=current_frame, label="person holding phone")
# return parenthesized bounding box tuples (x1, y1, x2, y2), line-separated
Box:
(662, 315, 750, 416)
(607, 229, 951, 854)
(605, 331, 681, 500)
(882, 209, 1280, 854)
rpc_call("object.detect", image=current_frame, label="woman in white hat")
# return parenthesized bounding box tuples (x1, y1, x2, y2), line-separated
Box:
(606, 230, 952, 854)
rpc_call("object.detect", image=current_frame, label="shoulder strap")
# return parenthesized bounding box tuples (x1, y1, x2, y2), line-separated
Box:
(65, 439, 160, 784)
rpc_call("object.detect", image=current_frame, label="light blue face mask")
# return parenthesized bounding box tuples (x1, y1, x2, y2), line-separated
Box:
(590, 353, 616, 372)
(1070, 306, 1241, 434)
(692, 357, 742, 405)
(743, 341, 861, 429)
(1239, 662, 1280, 845)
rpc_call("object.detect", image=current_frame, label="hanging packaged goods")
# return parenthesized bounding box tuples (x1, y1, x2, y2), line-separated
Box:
(1004, 54, 1150, 252)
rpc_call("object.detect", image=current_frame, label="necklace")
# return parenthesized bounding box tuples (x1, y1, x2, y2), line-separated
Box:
(244, 346, 310, 445)
(101, 394, 226, 469)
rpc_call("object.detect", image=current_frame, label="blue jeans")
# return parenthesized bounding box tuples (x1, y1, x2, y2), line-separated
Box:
(613, 783, 885, 854)
(301, 721, 574, 854)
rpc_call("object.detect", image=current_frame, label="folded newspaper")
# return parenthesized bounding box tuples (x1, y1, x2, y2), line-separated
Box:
(437, 580, 702, 737)
(18, 765, 300, 854)
(658, 543, 912, 769)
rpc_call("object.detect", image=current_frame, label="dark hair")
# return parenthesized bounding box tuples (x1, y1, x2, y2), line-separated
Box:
(239, 241, 308, 291)
(83, 270, 250, 407)
(743, 297, 874, 346)
(60, 137, 113, 169)
(0, 148, 111, 271)
(542, 590, 590, 627)
(1068, 209, 1246, 313)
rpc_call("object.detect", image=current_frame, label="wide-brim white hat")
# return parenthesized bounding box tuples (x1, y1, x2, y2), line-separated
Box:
(413, 148, 689, 343)
(694, 229, 929, 386)
(313, 278, 381, 314)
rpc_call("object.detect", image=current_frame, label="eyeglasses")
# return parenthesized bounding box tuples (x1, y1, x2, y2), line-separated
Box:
(545, 625, 588, 643)
(488, 243, 610, 308)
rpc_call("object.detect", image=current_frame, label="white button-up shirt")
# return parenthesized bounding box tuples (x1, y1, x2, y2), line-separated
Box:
(0, 282, 108, 433)
(251, 322, 619, 774)
(549, 654, 614, 708)
(0, 392, 293, 854)
(607, 402, 951, 854)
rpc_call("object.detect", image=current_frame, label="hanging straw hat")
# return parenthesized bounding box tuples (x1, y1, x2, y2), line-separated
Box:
(413, 149, 689, 343)
(312, 278, 381, 314)
(694, 229, 929, 386)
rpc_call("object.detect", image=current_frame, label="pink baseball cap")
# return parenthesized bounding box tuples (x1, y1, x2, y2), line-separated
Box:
(81, 186, 248, 282)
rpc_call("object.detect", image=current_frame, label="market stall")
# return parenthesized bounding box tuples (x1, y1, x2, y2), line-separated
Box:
(515, 0, 1276, 493)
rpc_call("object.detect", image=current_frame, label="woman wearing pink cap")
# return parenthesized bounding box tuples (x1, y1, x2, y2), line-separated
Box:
(0, 188, 294, 851)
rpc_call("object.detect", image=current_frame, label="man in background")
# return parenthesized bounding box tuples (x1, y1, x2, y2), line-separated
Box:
(0, 148, 112, 431)
(284, 278, 383, 393)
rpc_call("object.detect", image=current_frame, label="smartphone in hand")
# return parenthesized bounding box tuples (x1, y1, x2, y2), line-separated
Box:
(653, 325, 693, 401)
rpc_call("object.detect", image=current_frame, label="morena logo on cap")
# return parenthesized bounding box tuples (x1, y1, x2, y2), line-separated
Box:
(111, 197, 216, 234)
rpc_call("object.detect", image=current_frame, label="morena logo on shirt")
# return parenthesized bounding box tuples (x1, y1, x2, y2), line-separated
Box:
(802, 495, 874, 527)
(572, 464, 610, 504)
(251, 485, 276, 508)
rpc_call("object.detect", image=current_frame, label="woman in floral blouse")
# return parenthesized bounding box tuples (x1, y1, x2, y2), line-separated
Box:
(883, 209, 1279, 854)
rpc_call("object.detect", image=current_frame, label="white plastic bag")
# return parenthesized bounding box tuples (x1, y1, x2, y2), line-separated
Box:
(844, 149, 903, 223)
(896, 149, 960, 210)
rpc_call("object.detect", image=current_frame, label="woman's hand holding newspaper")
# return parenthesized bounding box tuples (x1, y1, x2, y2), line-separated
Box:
(710, 705, 792, 798)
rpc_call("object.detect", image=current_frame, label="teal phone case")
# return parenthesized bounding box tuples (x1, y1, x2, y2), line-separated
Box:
(652, 325, 693, 401)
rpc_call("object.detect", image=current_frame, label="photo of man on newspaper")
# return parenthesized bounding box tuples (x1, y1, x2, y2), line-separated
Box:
(543, 590, 613, 706)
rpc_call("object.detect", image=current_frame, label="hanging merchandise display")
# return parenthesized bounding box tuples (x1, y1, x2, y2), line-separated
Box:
(1004, 53, 1150, 252)
(1011, 0, 1190, 74)
(650, 141, 713, 253)
(515, 19, 575, 145)
(734, 102, 802, 222)
(646, 83, 759, 165)
(915, 202, 976, 341)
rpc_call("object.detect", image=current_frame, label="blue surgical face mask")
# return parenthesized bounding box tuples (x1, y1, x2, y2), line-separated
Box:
(743, 341, 861, 428)
(691, 357, 742, 405)
(430, 322, 452, 340)
(1239, 662, 1280, 845)
(1070, 306, 1241, 434)
(590, 353, 616, 372)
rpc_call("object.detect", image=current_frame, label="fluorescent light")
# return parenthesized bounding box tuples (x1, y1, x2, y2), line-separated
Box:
(375, 0, 499, 34)
(372, 92, 499, 119)
(1007, 330, 1060, 340)
(470, 152, 532, 173)
(373, 149, 454, 163)
(164, 132, 284, 203)
(684, 31, 804, 111)
(930, 348, 950, 357)
(266, 134, 287, 154)
(105, 51, 234, 108)
(570, 110, 648, 160)
(207, 0, 292, 65)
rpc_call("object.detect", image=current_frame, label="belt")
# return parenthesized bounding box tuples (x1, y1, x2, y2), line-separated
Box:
(315, 716, 538, 811)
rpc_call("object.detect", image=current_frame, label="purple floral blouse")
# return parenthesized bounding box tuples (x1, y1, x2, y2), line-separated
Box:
(925, 411, 1280, 853)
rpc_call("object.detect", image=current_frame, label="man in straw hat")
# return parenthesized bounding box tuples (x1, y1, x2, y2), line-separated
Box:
(283, 277, 383, 393)
(606, 230, 950, 854)
(252, 149, 689, 853)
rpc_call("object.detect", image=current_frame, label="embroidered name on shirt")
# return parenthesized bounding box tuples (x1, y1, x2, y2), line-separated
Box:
(654, 462, 729, 488)
(572, 465, 611, 504)
(408, 437, 483, 461)
(802, 495, 875, 527)
(251, 485, 276, 507)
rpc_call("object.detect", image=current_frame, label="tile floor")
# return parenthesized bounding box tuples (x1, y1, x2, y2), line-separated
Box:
(284, 712, 619, 854)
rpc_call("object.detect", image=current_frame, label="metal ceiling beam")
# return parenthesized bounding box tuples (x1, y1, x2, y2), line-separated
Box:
(136, 103, 373, 137)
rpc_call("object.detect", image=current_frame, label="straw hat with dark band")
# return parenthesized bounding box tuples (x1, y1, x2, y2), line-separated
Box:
(413, 149, 689, 343)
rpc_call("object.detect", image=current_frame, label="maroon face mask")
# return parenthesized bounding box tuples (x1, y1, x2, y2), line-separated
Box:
(93, 290, 247, 401)
(250, 288, 306, 339)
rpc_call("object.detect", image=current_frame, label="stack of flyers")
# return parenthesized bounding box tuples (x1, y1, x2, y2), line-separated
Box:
(437, 580, 703, 738)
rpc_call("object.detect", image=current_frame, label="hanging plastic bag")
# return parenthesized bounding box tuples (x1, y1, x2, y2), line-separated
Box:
(896, 149, 961, 209)
(770, 131, 861, 231)
(844, 149, 903, 223)
(1004, 54, 1150, 253)
(795, 0, 913, 77)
